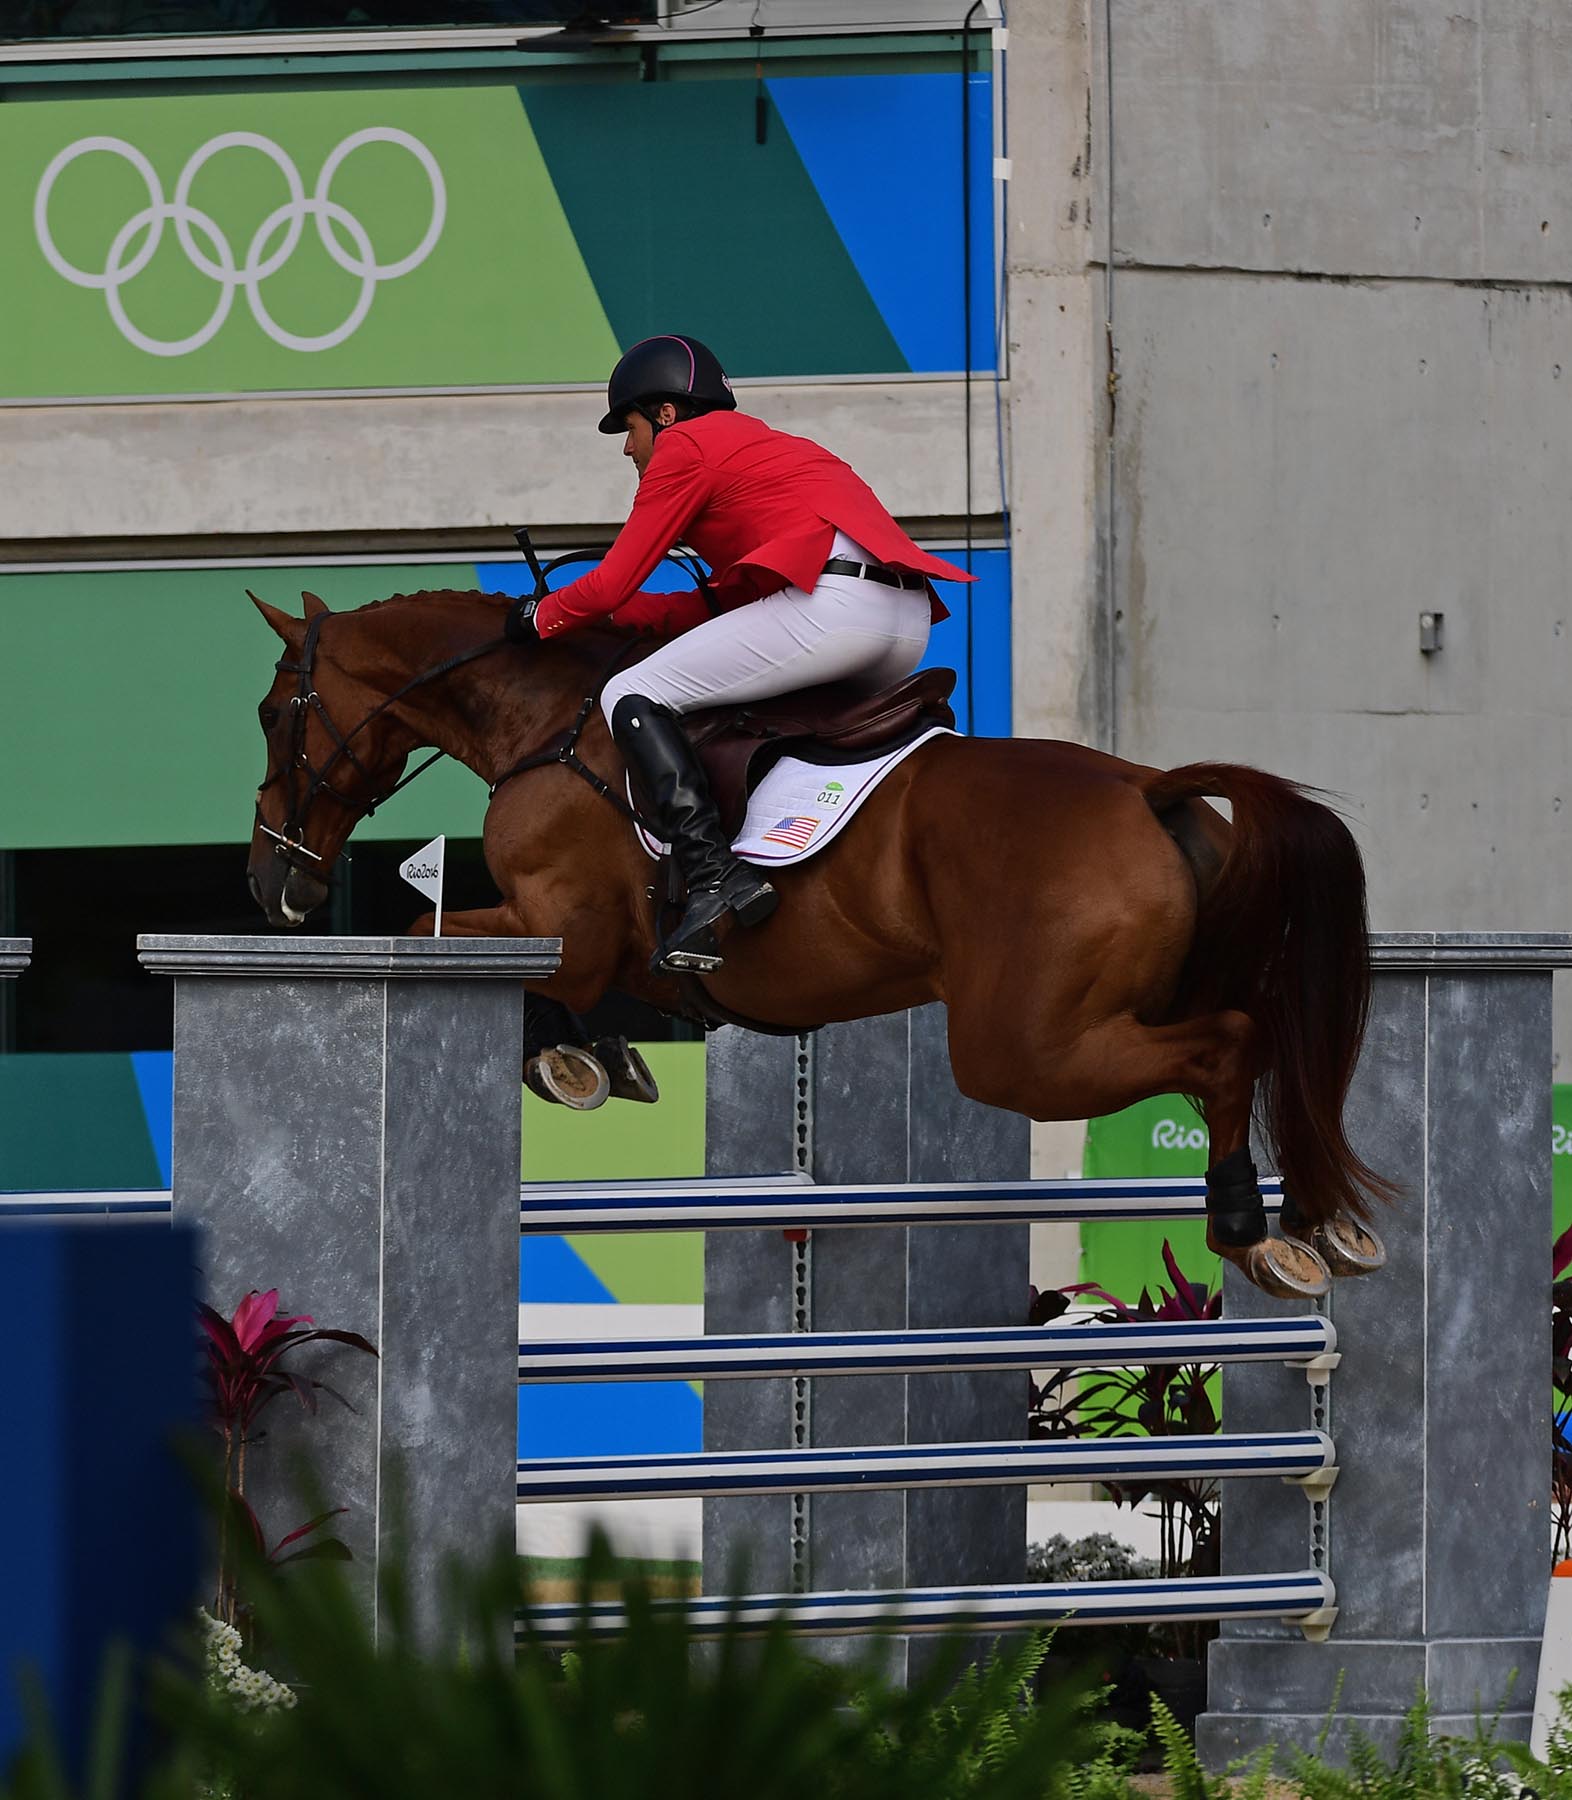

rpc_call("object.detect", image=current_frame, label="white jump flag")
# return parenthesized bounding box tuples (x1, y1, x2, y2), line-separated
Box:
(398, 834, 446, 937)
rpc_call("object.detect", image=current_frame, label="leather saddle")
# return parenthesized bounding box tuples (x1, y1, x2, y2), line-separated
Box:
(679, 666, 957, 837)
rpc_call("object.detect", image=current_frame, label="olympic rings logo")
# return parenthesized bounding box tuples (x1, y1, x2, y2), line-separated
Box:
(33, 129, 446, 357)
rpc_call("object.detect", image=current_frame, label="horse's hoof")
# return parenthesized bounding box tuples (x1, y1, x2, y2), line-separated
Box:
(1284, 1213, 1387, 1278)
(1210, 1228, 1332, 1300)
(523, 1056, 559, 1105)
(593, 1037, 660, 1105)
(525, 1046, 610, 1111)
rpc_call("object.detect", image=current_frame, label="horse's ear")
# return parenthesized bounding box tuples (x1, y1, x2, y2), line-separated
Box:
(301, 591, 330, 621)
(247, 589, 299, 642)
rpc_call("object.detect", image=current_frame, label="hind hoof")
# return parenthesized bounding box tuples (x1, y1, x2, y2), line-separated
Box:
(1283, 1213, 1387, 1278)
(1210, 1228, 1332, 1300)
(525, 1046, 610, 1111)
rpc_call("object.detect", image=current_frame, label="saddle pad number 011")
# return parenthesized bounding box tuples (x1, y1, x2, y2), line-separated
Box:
(633, 725, 956, 868)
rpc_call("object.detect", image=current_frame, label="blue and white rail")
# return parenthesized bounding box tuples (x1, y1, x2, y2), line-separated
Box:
(515, 1429, 1335, 1504)
(0, 1191, 175, 1223)
(520, 1568, 1338, 1643)
(516, 1173, 1282, 1233)
(518, 1315, 1335, 1383)
(3, 1171, 1286, 1234)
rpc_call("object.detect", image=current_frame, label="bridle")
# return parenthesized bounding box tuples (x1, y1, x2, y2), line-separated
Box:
(254, 583, 662, 877)
(254, 610, 513, 875)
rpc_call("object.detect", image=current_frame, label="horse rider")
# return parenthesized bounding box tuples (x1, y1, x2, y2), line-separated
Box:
(505, 333, 973, 974)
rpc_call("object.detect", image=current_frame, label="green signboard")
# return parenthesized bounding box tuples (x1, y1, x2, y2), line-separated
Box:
(1083, 1084, 1572, 1303)
(8, 86, 616, 399)
(1557, 1083, 1572, 1243)
(1081, 1095, 1216, 1305)
(2, 62, 994, 399)
(0, 562, 490, 849)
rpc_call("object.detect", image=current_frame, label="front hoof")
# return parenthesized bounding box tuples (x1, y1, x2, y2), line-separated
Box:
(593, 1037, 660, 1105)
(1284, 1214, 1387, 1278)
(1210, 1227, 1332, 1300)
(526, 1046, 610, 1111)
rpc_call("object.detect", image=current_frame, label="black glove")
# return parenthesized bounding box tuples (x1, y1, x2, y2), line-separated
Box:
(505, 596, 541, 644)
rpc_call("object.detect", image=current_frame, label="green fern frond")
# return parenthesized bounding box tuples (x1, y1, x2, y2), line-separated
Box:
(1222, 1743, 1276, 1800)
(1312, 1666, 1348, 1757)
(1279, 1739, 1361, 1798)
(1149, 1694, 1212, 1799)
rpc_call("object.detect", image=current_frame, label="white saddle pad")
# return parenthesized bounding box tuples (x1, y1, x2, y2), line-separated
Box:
(634, 725, 955, 868)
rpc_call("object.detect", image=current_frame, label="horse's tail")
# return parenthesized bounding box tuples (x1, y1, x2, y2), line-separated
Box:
(1143, 762, 1397, 1225)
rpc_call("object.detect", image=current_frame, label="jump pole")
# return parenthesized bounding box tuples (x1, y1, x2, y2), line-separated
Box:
(704, 1005, 1031, 1677)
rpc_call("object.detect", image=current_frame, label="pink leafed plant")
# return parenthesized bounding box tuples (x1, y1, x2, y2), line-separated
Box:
(1028, 1241, 1223, 1657)
(199, 1288, 377, 1628)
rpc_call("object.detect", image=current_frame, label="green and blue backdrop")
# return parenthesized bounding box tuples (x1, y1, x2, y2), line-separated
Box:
(3, 39, 1004, 1479)
(6, 62, 996, 398)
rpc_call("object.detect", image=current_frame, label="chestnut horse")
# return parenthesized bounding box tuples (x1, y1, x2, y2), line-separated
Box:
(245, 586, 1393, 1300)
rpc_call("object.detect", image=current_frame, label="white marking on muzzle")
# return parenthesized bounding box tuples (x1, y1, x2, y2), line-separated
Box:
(281, 897, 308, 924)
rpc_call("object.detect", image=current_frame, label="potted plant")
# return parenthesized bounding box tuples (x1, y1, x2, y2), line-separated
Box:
(1027, 1242, 1221, 1748)
(1551, 1226, 1572, 1563)
(198, 1288, 377, 1643)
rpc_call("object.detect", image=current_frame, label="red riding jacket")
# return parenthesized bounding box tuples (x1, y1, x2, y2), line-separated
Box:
(531, 411, 971, 642)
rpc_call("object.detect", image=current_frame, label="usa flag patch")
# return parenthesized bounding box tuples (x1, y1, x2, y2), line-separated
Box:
(761, 815, 820, 851)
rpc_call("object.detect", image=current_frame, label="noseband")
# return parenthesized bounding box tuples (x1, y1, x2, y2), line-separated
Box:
(255, 611, 511, 875)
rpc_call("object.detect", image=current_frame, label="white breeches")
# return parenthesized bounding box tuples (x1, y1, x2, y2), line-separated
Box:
(601, 533, 932, 723)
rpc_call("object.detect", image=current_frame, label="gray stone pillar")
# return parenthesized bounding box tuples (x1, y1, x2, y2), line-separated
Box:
(703, 1006, 1031, 1676)
(1199, 933, 1572, 1761)
(138, 934, 558, 1645)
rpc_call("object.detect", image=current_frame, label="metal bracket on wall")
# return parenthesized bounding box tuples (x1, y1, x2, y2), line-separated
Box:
(1296, 1604, 1340, 1644)
(1295, 1351, 1341, 1388)
(1285, 1465, 1339, 1505)
(789, 1030, 815, 1595)
(1296, 1340, 1335, 1605)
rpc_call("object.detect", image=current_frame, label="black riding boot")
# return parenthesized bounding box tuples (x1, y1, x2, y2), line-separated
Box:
(610, 695, 778, 973)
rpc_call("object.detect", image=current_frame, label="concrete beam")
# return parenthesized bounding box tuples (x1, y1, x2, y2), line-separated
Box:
(0, 380, 1002, 547)
(1003, 0, 1106, 747)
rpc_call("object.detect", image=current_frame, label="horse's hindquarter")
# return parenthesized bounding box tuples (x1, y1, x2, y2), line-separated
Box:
(907, 735, 1201, 1013)
(704, 734, 1199, 1035)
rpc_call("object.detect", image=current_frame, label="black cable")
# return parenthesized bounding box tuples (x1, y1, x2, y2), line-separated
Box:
(961, 0, 983, 735)
(750, 13, 766, 144)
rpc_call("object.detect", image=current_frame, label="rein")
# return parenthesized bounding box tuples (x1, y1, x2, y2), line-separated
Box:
(489, 639, 656, 837)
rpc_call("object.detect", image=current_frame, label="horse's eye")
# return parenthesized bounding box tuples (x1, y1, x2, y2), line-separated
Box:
(259, 707, 279, 730)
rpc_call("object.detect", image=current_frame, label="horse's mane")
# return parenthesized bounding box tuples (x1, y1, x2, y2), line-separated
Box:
(344, 586, 650, 675)
(352, 586, 507, 615)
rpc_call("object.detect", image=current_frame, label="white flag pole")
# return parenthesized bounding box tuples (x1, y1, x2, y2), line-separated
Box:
(398, 835, 447, 936)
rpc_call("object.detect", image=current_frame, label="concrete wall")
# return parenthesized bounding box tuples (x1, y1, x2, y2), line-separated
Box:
(1000, 0, 1107, 748)
(0, 379, 1002, 551)
(1101, 0, 1572, 1063)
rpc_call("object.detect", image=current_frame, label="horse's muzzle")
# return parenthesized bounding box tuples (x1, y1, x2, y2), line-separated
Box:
(248, 855, 330, 928)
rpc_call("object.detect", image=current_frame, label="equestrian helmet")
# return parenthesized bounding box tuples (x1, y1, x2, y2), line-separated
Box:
(598, 334, 737, 434)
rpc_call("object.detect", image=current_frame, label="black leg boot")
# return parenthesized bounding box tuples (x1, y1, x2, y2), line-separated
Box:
(610, 695, 779, 973)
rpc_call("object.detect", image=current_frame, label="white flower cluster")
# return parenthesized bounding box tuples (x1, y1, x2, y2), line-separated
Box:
(1459, 1756, 1540, 1799)
(198, 1609, 299, 1715)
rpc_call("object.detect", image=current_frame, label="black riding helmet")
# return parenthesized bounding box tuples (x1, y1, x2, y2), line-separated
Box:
(598, 334, 737, 435)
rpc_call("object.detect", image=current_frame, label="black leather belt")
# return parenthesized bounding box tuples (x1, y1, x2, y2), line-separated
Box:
(822, 556, 928, 592)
